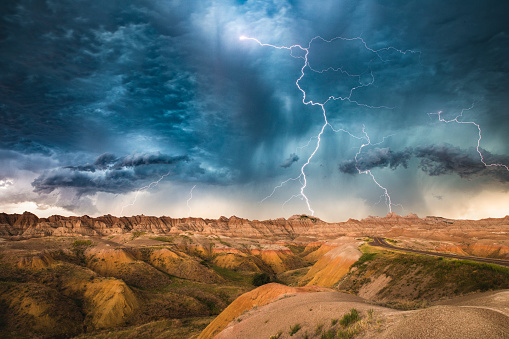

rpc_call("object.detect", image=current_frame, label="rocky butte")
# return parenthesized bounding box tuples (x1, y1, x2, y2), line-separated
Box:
(1, 211, 509, 245)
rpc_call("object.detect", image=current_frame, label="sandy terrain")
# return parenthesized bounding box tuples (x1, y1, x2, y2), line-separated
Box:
(214, 287, 509, 339)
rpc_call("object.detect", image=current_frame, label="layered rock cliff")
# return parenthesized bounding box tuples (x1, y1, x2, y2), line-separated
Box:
(1, 212, 508, 246)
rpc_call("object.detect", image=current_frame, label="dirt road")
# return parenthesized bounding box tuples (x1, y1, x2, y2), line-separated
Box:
(371, 237, 509, 267)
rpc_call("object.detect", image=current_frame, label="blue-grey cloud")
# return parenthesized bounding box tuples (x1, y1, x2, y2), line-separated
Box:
(338, 144, 509, 183)
(415, 144, 509, 182)
(33, 152, 191, 195)
(338, 147, 412, 174)
(0, 0, 508, 218)
(64, 153, 189, 172)
(280, 153, 299, 168)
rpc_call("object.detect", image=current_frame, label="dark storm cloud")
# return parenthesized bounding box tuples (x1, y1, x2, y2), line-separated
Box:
(0, 0, 201, 155)
(338, 147, 412, 174)
(1, 0, 509, 217)
(114, 154, 189, 169)
(280, 153, 299, 168)
(0, 0, 302, 185)
(415, 144, 509, 182)
(64, 153, 188, 172)
(33, 152, 191, 195)
(339, 144, 509, 183)
(93, 153, 118, 170)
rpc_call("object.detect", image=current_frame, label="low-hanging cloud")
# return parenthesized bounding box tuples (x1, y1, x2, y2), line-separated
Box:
(415, 144, 509, 182)
(65, 153, 189, 172)
(280, 153, 299, 168)
(338, 147, 412, 174)
(33, 152, 190, 195)
(339, 144, 509, 183)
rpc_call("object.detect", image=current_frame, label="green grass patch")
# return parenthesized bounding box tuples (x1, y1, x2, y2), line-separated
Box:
(338, 244, 509, 302)
(150, 236, 175, 243)
(252, 272, 271, 286)
(339, 309, 360, 327)
(131, 231, 146, 240)
(286, 244, 306, 255)
(72, 239, 92, 248)
(321, 329, 336, 339)
(210, 264, 251, 284)
(289, 323, 301, 336)
(352, 252, 377, 267)
(315, 323, 324, 335)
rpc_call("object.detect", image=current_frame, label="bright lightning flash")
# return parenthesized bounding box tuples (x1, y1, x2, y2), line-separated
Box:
(242, 35, 417, 215)
(187, 184, 197, 217)
(430, 104, 509, 172)
(119, 171, 171, 216)
(355, 126, 394, 212)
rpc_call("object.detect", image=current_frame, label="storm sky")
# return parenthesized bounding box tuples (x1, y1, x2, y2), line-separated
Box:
(1, 0, 509, 221)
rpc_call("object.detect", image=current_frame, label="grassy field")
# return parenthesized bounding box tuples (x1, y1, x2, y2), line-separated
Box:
(337, 244, 509, 308)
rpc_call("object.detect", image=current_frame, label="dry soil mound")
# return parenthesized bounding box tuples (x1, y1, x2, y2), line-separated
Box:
(299, 244, 362, 287)
(214, 290, 389, 339)
(198, 283, 331, 339)
(381, 305, 509, 339)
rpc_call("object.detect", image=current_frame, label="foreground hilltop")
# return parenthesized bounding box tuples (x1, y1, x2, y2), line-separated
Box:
(1, 211, 509, 244)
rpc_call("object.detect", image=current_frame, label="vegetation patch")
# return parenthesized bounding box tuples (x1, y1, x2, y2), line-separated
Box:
(286, 244, 307, 255)
(72, 239, 93, 248)
(299, 215, 318, 222)
(252, 272, 272, 286)
(289, 323, 301, 336)
(131, 231, 146, 240)
(339, 309, 360, 327)
(338, 244, 509, 303)
(150, 236, 175, 243)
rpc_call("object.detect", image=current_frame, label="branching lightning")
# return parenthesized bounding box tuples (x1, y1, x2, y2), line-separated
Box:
(242, 35, 416, 215)
(187, 184, 197, 216)
(430, 104, 509, 172)
(355, 126, 394, 212)
(119, 171, 171, 216)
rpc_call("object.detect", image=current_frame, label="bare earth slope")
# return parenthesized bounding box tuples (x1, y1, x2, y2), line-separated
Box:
(212, 286, 509, 339)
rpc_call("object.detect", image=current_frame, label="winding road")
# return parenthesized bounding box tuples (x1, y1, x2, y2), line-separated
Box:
(370, 237, 509, 267)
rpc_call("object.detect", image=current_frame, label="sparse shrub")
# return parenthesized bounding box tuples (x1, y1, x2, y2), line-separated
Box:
(72, 239, 92, 248)
(269, 331, 282, 339)
(340, 309, 360, 327)
(321, 329, 336, 339)
(71, 239, 93, 263)
(331, 318, 338, 325)
(150, 236, 175, 243)
(336, 329, 352, 339)
(352, 253, 376, 267)
(289, 323, 301, 336)
(131, 231, 146, 240)
(252, 272, 271, 286)
(367, 308, 374, 320)
(315, 323, 324, 335)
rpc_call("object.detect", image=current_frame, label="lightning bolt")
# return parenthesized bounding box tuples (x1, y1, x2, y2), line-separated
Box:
(355, 126, 394, 212)
(119, 171, 171, 216)
(243, 35, 417, 215)
(430, 104, 509, 171)
(187, 184, 197, 217)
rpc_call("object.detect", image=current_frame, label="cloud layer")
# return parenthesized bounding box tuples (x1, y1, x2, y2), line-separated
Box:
(339, 144, 509, 183)
(1, 0, 509, 220)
